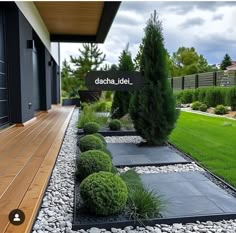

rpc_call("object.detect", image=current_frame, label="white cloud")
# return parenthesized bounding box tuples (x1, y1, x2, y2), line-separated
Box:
(60, 1, 236, 67)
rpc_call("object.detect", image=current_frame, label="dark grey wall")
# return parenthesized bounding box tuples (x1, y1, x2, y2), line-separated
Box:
(2, 3, 58, 124)
(44, 49, 52, 110)
(18, 11, 34, 122)
(51, 60, 60, 104)
(4, 4, 22, 123)
(5, 6, 35, 123)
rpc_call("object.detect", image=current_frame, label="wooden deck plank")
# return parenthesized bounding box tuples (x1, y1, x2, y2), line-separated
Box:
(0, 111, 46, 140)
(0, 106, 74, 233)
(5, 107, 74, 233)
(0, 111, 58, 173)
(0, 110, 63, 197)
(0, 110, 57, 156)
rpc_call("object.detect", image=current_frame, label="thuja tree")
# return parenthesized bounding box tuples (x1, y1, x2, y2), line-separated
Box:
(111, 44, 135, 119)
(129, 11, 178, 145)
(70, 43, 106, 89)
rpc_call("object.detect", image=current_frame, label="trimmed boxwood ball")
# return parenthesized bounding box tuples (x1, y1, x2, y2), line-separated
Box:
(191, 101, 202, 110)
(76, 150, 112, 180)
(83, 122, 100, 134)
(199, 103, 208, 112)
(93, 133, 106, 145)
(80, 171, 128, 216)
(79, 135, 104, 152)
(109, 119, 122, 131)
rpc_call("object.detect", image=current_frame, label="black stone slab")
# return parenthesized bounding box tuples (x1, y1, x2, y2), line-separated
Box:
(107, 143, 190, 167)
(141, 172, 236, 217)
(73, 171, 236, 230)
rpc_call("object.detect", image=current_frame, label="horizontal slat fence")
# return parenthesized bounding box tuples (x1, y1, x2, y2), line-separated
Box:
(170, 71, 236, 90)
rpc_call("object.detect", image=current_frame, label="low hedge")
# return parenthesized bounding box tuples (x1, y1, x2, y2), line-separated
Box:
(176, 87, 232, 107)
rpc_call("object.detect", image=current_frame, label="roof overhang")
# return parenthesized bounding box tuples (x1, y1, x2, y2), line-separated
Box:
(34, 1, 121, 43)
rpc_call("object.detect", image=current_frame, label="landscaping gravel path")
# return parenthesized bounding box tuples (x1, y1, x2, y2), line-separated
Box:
(32, 109, 236, 233)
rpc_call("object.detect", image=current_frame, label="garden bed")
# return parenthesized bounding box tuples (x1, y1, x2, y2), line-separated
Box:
(77, 127, 137, 137)
(73, 171, 236, 230)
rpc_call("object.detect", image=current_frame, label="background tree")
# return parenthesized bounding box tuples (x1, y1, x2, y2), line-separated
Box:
(169, 47, 214, 77)
(220, 53, 232, 70)
(134, 43, 143, 71)
(111, 44, 135, 119)
(61, 59, 79, 97)
(129, 11, 178, 145)
(70, 43, 106, 89)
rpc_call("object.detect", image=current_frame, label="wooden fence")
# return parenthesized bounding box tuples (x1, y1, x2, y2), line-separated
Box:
(170, 71, 236, 90)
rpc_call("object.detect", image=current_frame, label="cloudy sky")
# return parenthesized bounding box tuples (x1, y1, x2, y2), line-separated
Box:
(60, 1, 236, 67)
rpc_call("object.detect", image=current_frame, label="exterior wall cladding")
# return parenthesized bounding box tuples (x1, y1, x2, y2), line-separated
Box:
(1, 2, 60, 125)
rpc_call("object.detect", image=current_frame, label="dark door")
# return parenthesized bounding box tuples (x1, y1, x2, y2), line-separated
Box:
(32, 48, 40, 111)
(0, 9, 9, 127)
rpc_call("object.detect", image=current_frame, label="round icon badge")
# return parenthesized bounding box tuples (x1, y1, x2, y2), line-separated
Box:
(9, 209, 25, 226)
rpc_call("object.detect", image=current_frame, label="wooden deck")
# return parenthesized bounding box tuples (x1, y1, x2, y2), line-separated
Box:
(0, 106, 74, 233)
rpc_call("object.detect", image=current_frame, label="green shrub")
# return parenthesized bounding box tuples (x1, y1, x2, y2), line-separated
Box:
(227, 87, 236, 111)
(105, 91, 113, 101)
(83, 122, 100, 134)
(78, 104, 108, 128)
(205, 87, 226, 107)
(120, 114, 134, 130)
(127, 188, 162, 219)
(214, 105, 228, 115)
(100, 147, 112, 158)
(80, 172, 128, 216)
(199, 103, 208, 112)
(79, 135, 104, 152)
(120, 169, 143, 191)
(92, 133, 106, 145)
(198, 88, 208, 103)
(120, 170, 162, 219)
(93, 101, 112, 112)
(76, 150, 112, 180)
(181, 89, 194, 104)
(174, 91, 183, 103)
(191, 101, 202, 110)
(109, 119, 122, 131)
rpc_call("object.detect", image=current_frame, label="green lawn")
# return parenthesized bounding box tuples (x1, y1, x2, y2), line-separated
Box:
(169, 111, 236, 187)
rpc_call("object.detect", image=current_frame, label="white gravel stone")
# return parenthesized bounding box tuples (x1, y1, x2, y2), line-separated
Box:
(105, 136, 144, 144)
(32, 109, 236, 233)
(118, 163, 204, 174)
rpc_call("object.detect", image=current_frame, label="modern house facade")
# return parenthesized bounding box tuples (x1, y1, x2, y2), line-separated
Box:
(0, 1, 120, 128)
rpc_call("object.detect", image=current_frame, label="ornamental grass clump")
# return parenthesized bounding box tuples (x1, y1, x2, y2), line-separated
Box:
(80, 172, 128, 216)
(120, 169, 163, 220)
(79, 135, 104, 152)
(76, 150, 112, 180)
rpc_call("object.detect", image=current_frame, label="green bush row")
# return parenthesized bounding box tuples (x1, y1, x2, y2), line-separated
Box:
(175, 86, 236, 109)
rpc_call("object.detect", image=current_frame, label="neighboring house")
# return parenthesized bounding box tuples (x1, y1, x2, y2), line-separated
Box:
(0, 1, 120, 127)
(226, 62, 236, 71)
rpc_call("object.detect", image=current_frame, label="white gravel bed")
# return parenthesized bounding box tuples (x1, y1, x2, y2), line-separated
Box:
(105, 136, 144, 144)
(118, 163, 204, 174)
(32, 110, 236, 233)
